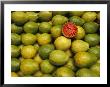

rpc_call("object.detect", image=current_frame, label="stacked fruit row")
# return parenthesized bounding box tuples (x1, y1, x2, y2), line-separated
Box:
(11, 11, 100, 77)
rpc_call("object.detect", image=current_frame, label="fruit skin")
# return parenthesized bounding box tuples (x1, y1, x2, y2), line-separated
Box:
(65, 49, 73, 58)
(62, 22, 78, 38)
(82, 11, 97, 22)
(51, 25, 62, 38)
(83, 22, 99, 34)
(22, 33, 37, 45)
(34, 54, 43, 64)
(71, 40, 89, 53)
(33, 71, 43, 77)
(97, 12, 100, 20)
(11, 45, 20, 58)
(90, 63, 100, 76)
(39, 22, 52, 33)
(34, 43, 39, 51)
(23, 21, 39, 34)
(11, 11, 28, 25)
(64, 58, 77, 71)
(37, 33, 52, 45)
(55, 67, 75, 77)
(84, 34, 100, 46)
(97, 59, 100, 64)
(75, 26, 85, 40)
(11, 72, 18, 77)
(49, 50, 69, 66)
(40, 60, 55, 74)
(26, 12, 38, 22)
(69, 16, 85, 26)
(52, 11, 68, 16)
(38, 11, 52, 22)
(76, 68, 97, 77)
(11, 33, 21, 45)
(54, 36, 71, 51)
(20, 59, 39, 75)
(11, 24, 23, 34)
(21, 45, 37, 59)
(38, 44, 55, 59)
(52, 15, 68, 25)
(88, 46, 100, 58)
(17, 71, 24, 77)
(69, 11, 84, 16)
(74, 52, 98, 68)
(11, 58, 20, 72)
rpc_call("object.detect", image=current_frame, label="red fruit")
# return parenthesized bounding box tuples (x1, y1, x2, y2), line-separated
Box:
(62, 22, 78, 38)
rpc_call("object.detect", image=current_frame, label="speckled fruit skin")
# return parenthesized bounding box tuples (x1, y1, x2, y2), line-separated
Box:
(54, 36, 71, 51)
(21, 45, 37, 59)
(74, 52, 98, 68)
(20, 59, 39, 75)
(55, 67, 75, 77)
(52, 15, 68, 25)
(49, 50, 69, 66)
(71, 40, 89, 53)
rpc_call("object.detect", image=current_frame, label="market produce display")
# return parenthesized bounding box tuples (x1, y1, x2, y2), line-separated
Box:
(11, 11, 100, 77)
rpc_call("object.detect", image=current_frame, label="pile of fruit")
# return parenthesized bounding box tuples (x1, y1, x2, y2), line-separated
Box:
(11, 11, 100, 77)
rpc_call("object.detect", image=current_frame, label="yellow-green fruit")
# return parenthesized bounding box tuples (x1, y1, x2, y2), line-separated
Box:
(64, 58, 77, 71)
(76, 68, 98, 77)
(11, 33, 21, 45)
(55, 67, 75, 77)
(97, 59, 100, 64)
(65, 49, 73, 58)
(19, 45, 24, 50)
(33, 71, 43, 77)
(37, 33, 52, 45)
(26, 12, 38, 22)
(40, 60, 55, 74)
(38, 44, 55, 59)
(38, 11, 52, 22)
(69, 11, 84, 16)
(11, 45, 20, 58)
(20, 59, 39, 75)
(75, 26, 85, 40)
(71, 40, 89, 53)
(82, 12, 97, 22)
(49, 50, 69, 66)
(34, 43, 39, 52)
(90, 63, 100, 76)
(22, 33, 37, 45)
(39, 22, 52, 33)
(17, 71, 24, 77)
(52, 11, 68, 16)
(11, 11, 28, 25)
(11, 72, 18, 77)
(21, 45, 37, 59)
(34, 54, 43, 64)
(97, 12, 100, 20)
(74, 52, 97, 68)
(52, 15, 68, 25)
(23, 21, 39, 34)
(51, 25, 62, 38)
(36, 33, 40, 41)
(54, 36, 71, 51)
(11, 58, 20, 72)
(69, 16, 85, 26)
(11, 23, 23, 34)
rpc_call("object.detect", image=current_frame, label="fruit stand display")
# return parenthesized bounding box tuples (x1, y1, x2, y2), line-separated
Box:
(11, 11, 100, 77)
